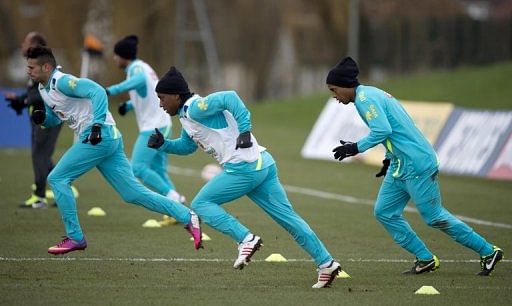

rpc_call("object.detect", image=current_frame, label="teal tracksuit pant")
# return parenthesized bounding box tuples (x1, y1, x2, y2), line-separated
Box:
(190, 160, 332, 266)
(375, 170, 493, 260)
(47, 136, 190, 241)
(131, 128, 176, 195)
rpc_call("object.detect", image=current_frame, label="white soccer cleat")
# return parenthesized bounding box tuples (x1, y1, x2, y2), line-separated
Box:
(233, 235, 263, 270)
(312, 260, 342, 288)
(167, 190, 186, 204)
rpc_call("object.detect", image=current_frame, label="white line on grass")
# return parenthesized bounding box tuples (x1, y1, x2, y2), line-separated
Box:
(169, 166, 512, 230)
(1, 257, 510, 263)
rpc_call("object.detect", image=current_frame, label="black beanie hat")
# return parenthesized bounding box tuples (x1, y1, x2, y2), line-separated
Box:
(155, 66, 190, 95)
(326, 56, 360, 88)
(114, 35, 138, 60)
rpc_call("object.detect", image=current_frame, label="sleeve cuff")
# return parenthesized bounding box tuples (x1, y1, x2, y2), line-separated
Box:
(158, 140, 171, 152)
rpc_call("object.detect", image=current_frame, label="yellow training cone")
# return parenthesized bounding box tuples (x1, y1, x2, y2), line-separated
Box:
(415, 286, 440, 295)
(87, 207, 106, 216)
(336, 270, 351, 278)
(265, 253, 287, 262)
(159, 215, 178, 226)
(142, 219, 162, 228)
(189, 232, 212, 241)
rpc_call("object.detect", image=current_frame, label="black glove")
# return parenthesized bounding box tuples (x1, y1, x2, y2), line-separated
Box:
(31, 110, 46, 125)
(6, 96, 25, 115)
(332, 140, 359, 161)
(375, 159, 391, 177)
(82, 124, 102, 145)
(235, 131, 253, 149)
(148, 128, 165, 149)
(118, 102, 127, 116)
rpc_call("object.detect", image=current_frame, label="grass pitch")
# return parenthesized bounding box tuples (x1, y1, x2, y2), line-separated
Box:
(1, 64, 511, 305)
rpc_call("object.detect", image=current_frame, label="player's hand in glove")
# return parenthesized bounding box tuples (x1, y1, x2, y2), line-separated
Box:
(82, 124, 102, 145)
(118, 102, 128, 116)
(332, 140, 359, 161)
(375, 159, 391, 177)
(31, 110, 46, 125)
(5, 96, 25, 115)
(148, 128, 165, 149)
(235, 131, 252, 149)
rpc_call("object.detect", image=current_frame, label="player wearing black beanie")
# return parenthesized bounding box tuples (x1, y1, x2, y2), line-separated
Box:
(326, 56, 360, 88)
(114, 35, 138, 60)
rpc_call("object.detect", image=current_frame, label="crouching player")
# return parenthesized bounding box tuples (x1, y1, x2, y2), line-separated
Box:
(106, 35, 187, 226)
(326, 56, 503, 276)
(26, 47, 202, 255)
(148, 66, 342, 288)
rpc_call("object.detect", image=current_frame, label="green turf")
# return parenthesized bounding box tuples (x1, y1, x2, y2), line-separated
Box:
(274, 61, 512, 110)
(375, 61, 512, 110)
(1, 64, 511, 305)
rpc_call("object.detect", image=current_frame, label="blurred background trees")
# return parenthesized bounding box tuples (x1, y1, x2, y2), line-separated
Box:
(0, 0, 511, 101)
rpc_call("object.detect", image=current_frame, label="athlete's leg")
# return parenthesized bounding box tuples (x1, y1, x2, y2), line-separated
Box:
(151, 149, 176, 192)
(410, 171, 493, 256)
(97, 138, 190, 224)
(47, 139, 107, 241)
(131, 131, 172, 195)
(190, 170, 255, 242)
(375, 175, 433, 260)
(152, 126, 177, 191)
(151, 151, 184, 205)
(247, 164, 332, 266)
(32, 123, 61, 198)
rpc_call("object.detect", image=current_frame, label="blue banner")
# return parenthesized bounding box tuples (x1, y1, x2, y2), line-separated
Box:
(0, 88, 31, 148)
(435, 108, 512, 178)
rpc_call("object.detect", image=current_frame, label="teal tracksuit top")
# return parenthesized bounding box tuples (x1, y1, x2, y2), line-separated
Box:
(354, 85, 439, 179)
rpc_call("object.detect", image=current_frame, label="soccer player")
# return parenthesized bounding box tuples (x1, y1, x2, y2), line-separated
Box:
(25, 46, 201, 254)
(3, 32, 78, 208)
(106, 35, 185, 225)
(326, 56, 503, 276)
(147, 66, 342, 288)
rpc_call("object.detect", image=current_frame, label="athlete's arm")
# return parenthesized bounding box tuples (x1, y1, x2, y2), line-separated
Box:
(161, 128, 198, 155)
(356, 100, 392, 153)
(106, 66, 146, 96)
(189, 91, 252, 133)
(57, 75, 108, 125)
(118, 100, 134, 115)
(40, 102, 62, 127)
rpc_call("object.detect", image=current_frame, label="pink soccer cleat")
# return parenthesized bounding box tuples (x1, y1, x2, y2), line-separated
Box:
(48, 237, 87, 255)
(185, 211, 203, 250)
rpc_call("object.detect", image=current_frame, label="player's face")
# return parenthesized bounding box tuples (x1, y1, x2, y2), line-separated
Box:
(158, 93, 181, 116)
(27, 58, 51, 85)
(328, 84, 354, 105)
(113, 54, 128, 69)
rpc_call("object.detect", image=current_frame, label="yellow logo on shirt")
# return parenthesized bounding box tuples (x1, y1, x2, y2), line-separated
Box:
(132, 66, 143, 75)
(365, 104, 378, 121)
(358, 91, 366, 102)
(68, 78, 77, 89)
(197, 99, 208, 111)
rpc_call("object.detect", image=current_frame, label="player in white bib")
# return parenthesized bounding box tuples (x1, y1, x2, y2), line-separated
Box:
(26, 47, 202, 255)
(106, 35, 185, 226)
(148, 66, 342, 288)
